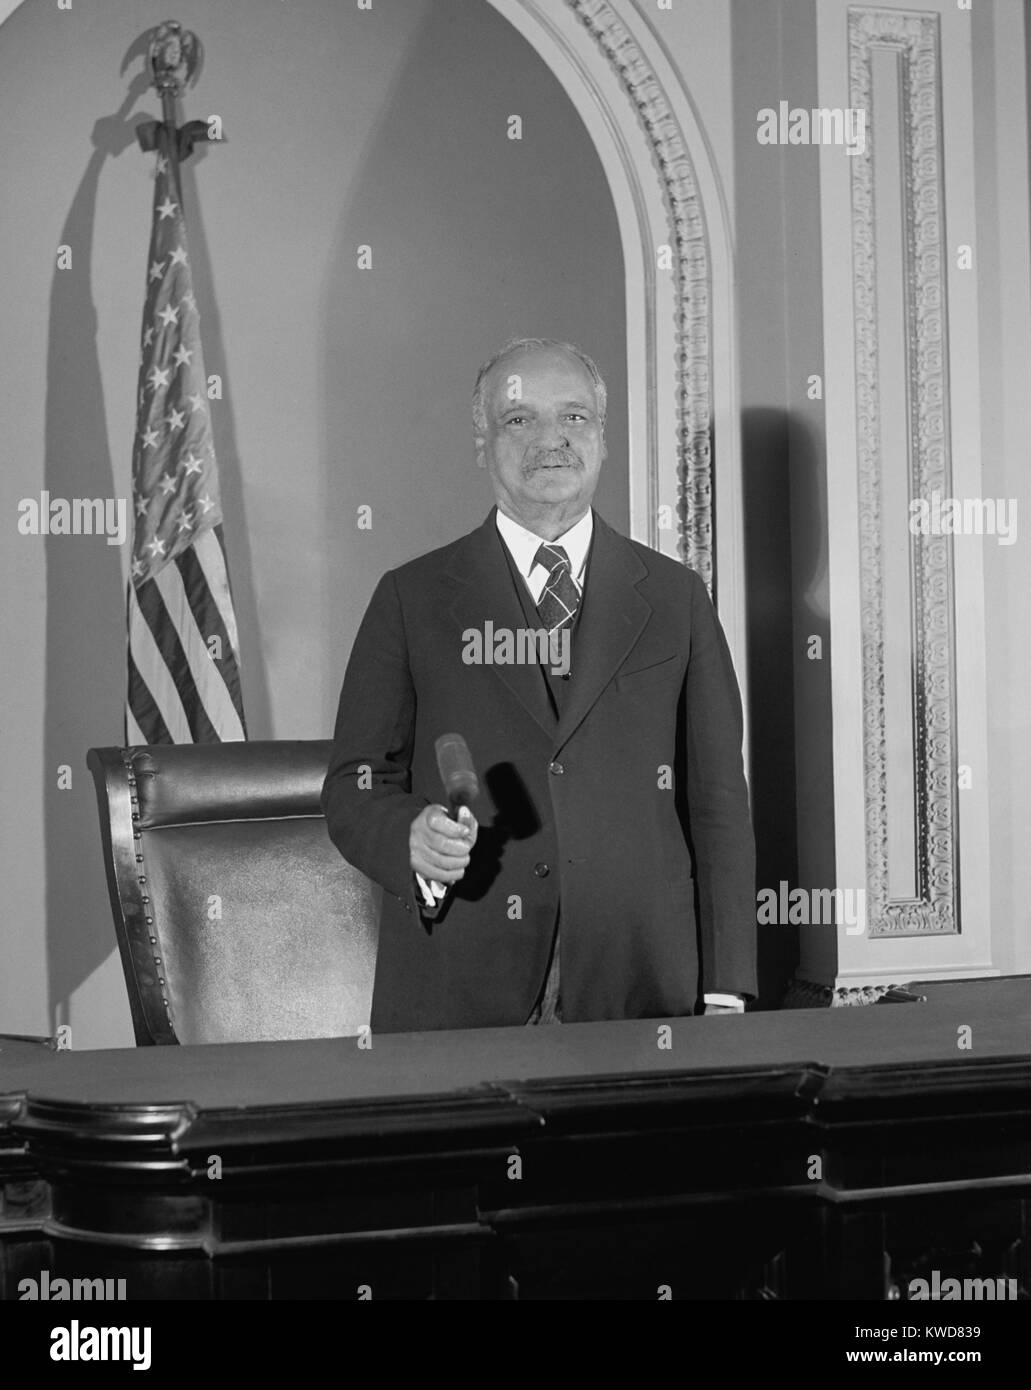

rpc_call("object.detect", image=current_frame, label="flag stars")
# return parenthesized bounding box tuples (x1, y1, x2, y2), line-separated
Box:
(132, 167, 224, 606)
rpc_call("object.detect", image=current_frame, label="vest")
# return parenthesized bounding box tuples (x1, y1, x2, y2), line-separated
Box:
(496, 526, 589, 721)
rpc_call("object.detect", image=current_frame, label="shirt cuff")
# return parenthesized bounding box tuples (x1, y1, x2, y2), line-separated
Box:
(415, 873, 448, 908)
(703, 992, 745, 1012)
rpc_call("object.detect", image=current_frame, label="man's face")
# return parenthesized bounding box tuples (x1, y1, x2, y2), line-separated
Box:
(476, 346, 606, 530)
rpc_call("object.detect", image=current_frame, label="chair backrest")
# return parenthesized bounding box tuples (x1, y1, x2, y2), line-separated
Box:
(86, 741, 379, 1046)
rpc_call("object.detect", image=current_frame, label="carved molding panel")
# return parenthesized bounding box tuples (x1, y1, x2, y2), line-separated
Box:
(849, 7, 958, 936)
(569, 0, 714, 589)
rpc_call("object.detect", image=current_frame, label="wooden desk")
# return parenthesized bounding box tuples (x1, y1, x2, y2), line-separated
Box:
(2, 979, 1029, 1300)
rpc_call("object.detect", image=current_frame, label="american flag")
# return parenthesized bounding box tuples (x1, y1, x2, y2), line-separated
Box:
(126, 124, 246, 744)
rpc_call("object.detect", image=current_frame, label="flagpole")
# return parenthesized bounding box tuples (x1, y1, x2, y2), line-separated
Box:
(137, 20, 212, 178)
(157, 59, 182, 198)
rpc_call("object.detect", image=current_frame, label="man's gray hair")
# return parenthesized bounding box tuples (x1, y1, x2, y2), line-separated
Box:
(472, 337, 607, 434)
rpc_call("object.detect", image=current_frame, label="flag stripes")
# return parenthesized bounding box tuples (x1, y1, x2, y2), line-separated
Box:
(154, 549, 244, 741)
(127, 584, 195, 743)
(125, 122, 246, 745)
(128, 548, 247, 744)
(180, 529, 245, 723)
(190, 529, 240, 653)
(127, 649, 171, 746)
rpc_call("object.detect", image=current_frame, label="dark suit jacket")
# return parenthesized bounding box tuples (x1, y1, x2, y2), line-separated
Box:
(321, 508, 757, 1031)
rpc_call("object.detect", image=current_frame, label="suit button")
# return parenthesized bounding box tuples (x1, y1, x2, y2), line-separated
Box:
(534, 863, 550, 878)
(549, 761, 564, 776)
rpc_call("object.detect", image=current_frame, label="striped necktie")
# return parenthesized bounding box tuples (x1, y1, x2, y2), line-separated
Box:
(534, 543, 580, 633)
(528, 541, 577, 1027)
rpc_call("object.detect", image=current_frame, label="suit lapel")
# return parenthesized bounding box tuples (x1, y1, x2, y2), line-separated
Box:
(553, 514, 652, 752)
(445, 510, 556, 737)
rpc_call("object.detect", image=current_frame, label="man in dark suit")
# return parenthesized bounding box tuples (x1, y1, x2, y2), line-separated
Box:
(322, 338, 756, 1032)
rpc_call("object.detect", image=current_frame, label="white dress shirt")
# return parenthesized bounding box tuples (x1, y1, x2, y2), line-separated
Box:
(494, 506, 592, 602)
(417, 506, 743, 1013)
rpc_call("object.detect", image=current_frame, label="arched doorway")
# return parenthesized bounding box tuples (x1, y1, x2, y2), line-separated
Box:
(486, 0, 747, 686)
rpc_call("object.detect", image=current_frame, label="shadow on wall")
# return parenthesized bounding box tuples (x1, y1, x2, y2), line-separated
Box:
(731, 0, 836, 1008)
(742, 405, 800, 1008)
(741, 405, 836, 1008)
(786, 405, 836, 973)
(317, 0, 628, 720)
(43, 60, 271, 1030)
(43, 75, 148, 1030)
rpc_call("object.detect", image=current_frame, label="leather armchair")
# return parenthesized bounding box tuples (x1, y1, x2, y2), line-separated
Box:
(87, 741, 378, 1046)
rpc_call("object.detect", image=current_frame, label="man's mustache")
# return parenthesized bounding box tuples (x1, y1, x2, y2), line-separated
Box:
(525, 447, 581, 471)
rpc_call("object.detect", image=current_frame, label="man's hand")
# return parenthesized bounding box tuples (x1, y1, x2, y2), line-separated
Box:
(410, 805, 478, 884)
(703, 1002, 742, 1015)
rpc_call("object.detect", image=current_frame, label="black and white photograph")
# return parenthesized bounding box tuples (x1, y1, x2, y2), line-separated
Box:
(0, 0, 1028, 1348)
